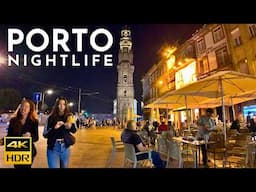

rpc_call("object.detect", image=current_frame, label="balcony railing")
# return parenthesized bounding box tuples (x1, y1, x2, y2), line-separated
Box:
(197, 55, 234, 80)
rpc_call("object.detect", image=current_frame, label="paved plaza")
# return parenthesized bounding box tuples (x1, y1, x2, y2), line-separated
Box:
(0, 125, 124, 168)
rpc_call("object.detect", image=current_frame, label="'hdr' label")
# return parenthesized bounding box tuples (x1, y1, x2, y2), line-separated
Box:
(4, 137, 32, 165)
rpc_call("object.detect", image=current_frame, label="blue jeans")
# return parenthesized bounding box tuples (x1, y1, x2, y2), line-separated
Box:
(137, 151, 166, 168)
(47, 141, 70, 168)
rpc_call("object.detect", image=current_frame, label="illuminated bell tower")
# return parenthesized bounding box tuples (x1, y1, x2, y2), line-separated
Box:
(116, 27, 135, 124)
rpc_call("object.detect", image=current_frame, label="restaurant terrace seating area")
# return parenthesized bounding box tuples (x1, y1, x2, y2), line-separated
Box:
(114, 126, 256, 168)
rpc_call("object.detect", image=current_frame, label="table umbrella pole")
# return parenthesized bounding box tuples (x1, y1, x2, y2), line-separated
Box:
(219, 78, 226, 144)
(231, 97, 236, 121)
(166, 107, 168, 123)
(185, 95, 190, 132)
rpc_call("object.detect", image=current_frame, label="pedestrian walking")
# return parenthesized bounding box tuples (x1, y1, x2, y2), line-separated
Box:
(43, 97, 77, 168)
(5, 99, 39, 168)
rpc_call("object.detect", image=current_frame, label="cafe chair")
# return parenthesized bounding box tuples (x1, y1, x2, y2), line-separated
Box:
(156, 137, 168, 165)
(207, 133, 226, 167)
(247, 143, 256, 168)
(108, 137, 124, 168)
(166, 140, 184, 168)
(166, 140, 196, 168)
(225, 135, 252, 168)
(123, 143, 153, 168)
(137, 130, 150, 146)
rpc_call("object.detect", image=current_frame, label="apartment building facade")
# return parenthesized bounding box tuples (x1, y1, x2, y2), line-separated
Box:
(142, 24, 256, 124)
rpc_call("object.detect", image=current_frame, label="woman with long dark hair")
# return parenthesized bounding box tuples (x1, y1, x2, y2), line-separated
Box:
(6, 99, 39, 168)
(43, 97, 77, 168)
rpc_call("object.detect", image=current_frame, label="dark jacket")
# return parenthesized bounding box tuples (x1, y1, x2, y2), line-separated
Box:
(230, 119, 240, 132)
(7, 117, 39, 141)
(7, 117, 39, 157)
(43, 114, 77, 150)
(249, 119, 256, 133)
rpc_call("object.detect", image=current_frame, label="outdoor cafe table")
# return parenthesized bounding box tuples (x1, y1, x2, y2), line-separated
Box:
(172, 136, 215, 168)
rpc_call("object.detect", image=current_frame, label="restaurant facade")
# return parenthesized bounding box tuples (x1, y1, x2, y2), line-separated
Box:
(141, 24, 256, 129)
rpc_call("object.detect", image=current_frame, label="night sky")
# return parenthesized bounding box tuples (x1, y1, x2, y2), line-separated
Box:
(0, 24, 202, 113)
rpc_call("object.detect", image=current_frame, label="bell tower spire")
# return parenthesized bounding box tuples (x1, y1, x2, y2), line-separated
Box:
(116, 26, 135, 125)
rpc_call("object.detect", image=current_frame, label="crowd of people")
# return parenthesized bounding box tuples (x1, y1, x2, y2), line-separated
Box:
(75, 117, 123, 128)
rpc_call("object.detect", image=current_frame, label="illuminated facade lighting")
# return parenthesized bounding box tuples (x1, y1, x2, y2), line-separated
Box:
(162, 46, 177, 59)
(167, 55, 175, 70)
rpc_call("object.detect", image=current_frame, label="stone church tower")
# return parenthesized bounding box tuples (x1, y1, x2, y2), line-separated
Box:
(116, 27, 135, 123)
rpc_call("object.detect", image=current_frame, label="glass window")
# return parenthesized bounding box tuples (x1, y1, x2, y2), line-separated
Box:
(216, 47, 228, 67)
(231, 27, 242, 47)
(197, 38, 206, 53)
(213, 25, 224, 42)
(199, 56, 209, 74)
(239, 60, 249, 74)
(248, 24, 256, 38)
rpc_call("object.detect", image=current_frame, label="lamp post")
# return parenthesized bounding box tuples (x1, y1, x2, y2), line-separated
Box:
(41, 89, 53, 111)
(77, 88, 99, 114)
(68, 102, 74, 107)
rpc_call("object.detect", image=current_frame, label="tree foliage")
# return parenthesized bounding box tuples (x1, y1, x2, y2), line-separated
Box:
(0, 88, 22, 111)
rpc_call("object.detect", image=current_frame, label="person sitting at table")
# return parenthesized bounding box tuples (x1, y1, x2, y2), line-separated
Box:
(197, 108, 215, 167)
(143, 120, 157, 145)
(152, 120, 159, 131)
(182, 120, 188, 129)
(158, 121, 169, 133)
(121, 120, 166, 168)
(142, 120, 150, 135)
(191, 120, 198, 128)
(249, 114, 256, 133)
(167, 121, 175, 138)
(246, 112, 252, 130)
(230, 118, 240, 133)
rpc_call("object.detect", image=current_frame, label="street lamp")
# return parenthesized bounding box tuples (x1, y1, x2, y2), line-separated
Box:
(0, 54, 6, 65)
(78, 89, 99, 114)
(68, 102, 74, 107)
(41, 89, 54, 111)
(46, 89, 53, 95)
(162, 46, 177, 59)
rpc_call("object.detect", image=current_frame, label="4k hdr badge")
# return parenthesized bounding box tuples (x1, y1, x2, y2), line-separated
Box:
(4, 137, 32, 165)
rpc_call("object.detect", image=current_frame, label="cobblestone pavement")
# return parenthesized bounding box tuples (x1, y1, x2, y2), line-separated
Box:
(0, 125, 124, 168)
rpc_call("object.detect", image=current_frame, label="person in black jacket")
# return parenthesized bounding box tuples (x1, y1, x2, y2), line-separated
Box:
(6, 99, 39, 168)
(249, 114, 256, 133)
(230, 118, 240, 133)
(43, 97, 77, 168)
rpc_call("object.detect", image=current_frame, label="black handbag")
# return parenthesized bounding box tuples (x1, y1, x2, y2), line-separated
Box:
(64, 132, 76, 146)
(32, 144, 37, 157)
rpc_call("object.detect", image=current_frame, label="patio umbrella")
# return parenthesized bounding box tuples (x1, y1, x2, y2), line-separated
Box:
(153, 91, 217, 131)
(144, 102, 182, 109)
(164, 70, 256, 143)
(199, 90, 256, 119)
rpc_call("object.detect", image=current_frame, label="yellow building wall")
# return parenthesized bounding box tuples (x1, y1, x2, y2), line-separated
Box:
(226, 24, 256, 75)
